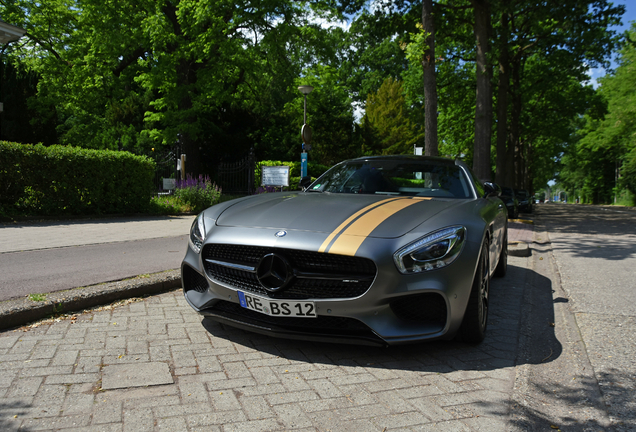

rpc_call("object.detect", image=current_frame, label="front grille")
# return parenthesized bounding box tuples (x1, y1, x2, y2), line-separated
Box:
(182, 265, 209, 294)
(202, 244, 377, 300)
(390, 293, 447, 326)
(211, 300, 372, 334)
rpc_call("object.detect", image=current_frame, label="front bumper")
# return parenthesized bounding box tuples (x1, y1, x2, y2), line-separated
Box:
(181, 227, 480, 346)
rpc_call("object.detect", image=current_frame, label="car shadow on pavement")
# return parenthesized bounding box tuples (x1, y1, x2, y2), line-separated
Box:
(199, 264, 556, 370)
(197, 260, 576, 428)
(0, 400, 30, 431)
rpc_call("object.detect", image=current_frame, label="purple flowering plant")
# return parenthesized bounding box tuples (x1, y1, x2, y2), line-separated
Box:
(174, 174, 222, 212)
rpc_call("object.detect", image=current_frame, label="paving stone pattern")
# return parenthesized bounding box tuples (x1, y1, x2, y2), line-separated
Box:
(0, 258, 528, 432)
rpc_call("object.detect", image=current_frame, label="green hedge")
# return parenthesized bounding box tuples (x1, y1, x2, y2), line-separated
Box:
(0, 141, 155, 215)
(255, 160, 330, 191)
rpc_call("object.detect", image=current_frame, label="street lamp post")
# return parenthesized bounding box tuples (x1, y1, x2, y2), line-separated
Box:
(298, 85, 313, 124)
(298, 85, 313, 179)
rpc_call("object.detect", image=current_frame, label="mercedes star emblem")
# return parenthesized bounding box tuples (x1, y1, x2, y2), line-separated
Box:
(256, 253, 294, 292)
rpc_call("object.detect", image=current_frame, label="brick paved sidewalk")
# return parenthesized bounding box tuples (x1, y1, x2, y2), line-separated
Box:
(0, 258, 530, 432)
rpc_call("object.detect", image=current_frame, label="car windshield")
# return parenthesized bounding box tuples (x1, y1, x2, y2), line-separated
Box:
(309, 159, 473, 198)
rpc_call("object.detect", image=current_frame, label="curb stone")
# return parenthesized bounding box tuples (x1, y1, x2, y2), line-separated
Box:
(0, 269, 181, 330)
(508, 242, 531, 257)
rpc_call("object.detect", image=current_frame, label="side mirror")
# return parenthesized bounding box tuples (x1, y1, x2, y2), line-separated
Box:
(299, 176, 312, 191)
(483, 182, 501, 198)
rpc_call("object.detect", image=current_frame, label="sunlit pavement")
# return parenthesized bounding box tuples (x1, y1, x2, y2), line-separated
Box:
(0, 215, 536, 431)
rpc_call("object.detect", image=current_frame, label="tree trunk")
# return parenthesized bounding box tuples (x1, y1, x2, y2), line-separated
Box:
(507, 55, 522, 188)
(422, 0, 438, 157)
(471, 0, 493, 181)
(176, 58, 203, 177)
(495, 10, 510, 185)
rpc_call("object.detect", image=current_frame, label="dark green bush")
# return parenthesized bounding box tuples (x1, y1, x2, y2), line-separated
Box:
(0, 141, 155, 215)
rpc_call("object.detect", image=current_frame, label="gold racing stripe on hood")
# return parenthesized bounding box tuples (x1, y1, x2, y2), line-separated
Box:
(324, 197, 431, 256)
(318, 197, 400, 253)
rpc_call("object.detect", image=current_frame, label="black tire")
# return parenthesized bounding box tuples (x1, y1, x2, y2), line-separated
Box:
(459, 240, 490, 344)
(494, 231, 507, 278)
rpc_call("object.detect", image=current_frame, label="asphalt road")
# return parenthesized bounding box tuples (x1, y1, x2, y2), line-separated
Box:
(538, 203, 636, 429)
(0, 236, 187, 302)
(0, 215, 194, 302)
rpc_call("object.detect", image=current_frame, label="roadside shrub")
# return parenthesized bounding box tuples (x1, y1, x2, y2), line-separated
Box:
(0, 141, 155, 216)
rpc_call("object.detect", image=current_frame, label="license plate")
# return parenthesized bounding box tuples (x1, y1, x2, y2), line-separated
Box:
(237, 291, 316, 318)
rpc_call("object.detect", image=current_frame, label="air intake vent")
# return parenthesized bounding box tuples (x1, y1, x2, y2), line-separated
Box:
(182, 265, 209, 294)
(390, 293, 447, 327)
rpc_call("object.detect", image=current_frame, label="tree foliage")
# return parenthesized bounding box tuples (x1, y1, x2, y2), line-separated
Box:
(1, 0, 350, 172)
(0, 0, 630, 204)
(560, 24, 636, 204)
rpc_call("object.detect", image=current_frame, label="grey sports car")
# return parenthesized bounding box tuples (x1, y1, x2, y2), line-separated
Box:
(181, 155, 508, 346)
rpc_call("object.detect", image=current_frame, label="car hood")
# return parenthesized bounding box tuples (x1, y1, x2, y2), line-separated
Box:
(215, 192, 464, 239)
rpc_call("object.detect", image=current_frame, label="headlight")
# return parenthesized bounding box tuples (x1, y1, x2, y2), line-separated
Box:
(189, 212, 206, 254)
(394, 226, 466, 274)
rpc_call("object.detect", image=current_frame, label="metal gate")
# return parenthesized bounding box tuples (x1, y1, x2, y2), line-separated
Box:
(215, 148, 256, 195)
(153, 148, 178, 193)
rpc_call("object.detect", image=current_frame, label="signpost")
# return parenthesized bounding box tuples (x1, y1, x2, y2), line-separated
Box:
(301, 123, 312, 178)
(298, 85, 313, 180)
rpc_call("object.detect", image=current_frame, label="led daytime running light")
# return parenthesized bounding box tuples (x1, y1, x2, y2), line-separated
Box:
(394, 226, 466, 274)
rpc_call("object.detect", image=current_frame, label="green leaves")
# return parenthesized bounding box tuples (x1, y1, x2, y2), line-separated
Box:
(562, 23, 636, 202)
(0, 141, 155, 215)
(0, 0, 631, 202)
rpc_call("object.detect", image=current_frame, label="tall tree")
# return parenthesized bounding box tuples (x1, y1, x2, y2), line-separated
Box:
(0, 0, 346, 173)
(422, 0, 438, 156)
(494, 4, 510, 186)
(562, 23, 636, 203)
(493, 0, 624, 190)
(471, 0, 493, 181)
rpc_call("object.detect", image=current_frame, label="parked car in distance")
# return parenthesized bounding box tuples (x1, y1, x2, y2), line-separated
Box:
(514, 189, 533, 213)
(500, 187, 519, 219)
(181, 155, 509, 346)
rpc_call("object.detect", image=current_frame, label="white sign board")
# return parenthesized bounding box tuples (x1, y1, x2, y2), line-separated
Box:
(261, 166, 290, 187)
(163, 178, 176, 190)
